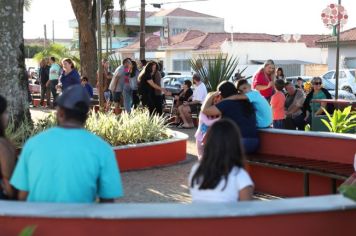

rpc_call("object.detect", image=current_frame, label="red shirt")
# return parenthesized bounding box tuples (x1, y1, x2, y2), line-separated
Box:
(252, 70, 273, 99)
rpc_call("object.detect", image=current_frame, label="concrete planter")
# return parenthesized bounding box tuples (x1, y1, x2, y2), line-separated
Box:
(113, 130, 188, 172)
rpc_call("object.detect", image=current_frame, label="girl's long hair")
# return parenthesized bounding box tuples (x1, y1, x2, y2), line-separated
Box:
(0, 95, 7, 137)
(138, 61, 156, 82)
(191, 119, 246, 190)
(130, 61, 138, 77)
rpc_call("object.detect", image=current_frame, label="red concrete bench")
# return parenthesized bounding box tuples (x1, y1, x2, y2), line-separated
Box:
(247, 129, 356, 197)
(1, 195, 356, 236)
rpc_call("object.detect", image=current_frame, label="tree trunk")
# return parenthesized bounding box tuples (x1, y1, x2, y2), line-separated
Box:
(70, 0, 97, 86)
(0, 0, 31, 125)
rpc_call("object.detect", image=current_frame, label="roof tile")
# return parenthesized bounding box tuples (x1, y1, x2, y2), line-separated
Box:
(316, 27, 356, 44)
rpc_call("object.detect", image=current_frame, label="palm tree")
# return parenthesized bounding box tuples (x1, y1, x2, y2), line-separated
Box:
(24, 0, 32, 11)
(0, 0, 31, 125)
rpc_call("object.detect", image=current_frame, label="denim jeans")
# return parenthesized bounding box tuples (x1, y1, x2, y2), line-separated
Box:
(40, 83, 50, 106)
(123, 86, 132, 113)
(49, 80, 58, 106)
(273, 119, 285, 129)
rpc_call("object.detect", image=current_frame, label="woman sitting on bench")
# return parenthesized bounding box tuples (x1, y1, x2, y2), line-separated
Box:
(171, 80, 193, 126)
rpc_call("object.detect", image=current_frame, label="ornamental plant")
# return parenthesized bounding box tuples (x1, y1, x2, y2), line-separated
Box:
(190, 53, 240, 91)
(86, 109, 171, 146)
(6, 109, 171, 148)
(321, 106, 356, 133)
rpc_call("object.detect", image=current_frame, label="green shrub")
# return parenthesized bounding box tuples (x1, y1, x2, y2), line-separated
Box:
(6, 109, 171, 148)
(321, 106, 356, 133)
(5, 117, 33, 149)
(190, 53, 241, 91)
(85, 109, 171, 146)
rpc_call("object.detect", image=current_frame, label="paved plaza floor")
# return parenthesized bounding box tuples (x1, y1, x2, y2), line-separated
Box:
(30, 108, 197, 203)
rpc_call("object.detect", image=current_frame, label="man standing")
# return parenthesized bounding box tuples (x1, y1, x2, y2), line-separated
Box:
(178, 73, 207, 128)
(48, 57, 61, 107)
(39, 58, 50, 107)
(109, 58, 132, 113)
(284, 82, 305, 130)
(11, 85, 123, 203)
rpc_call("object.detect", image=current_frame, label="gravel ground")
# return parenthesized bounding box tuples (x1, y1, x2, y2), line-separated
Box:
(30, 108, 198, 203)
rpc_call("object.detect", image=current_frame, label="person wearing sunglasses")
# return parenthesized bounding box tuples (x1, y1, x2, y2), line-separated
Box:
(303, 77, 333, 124)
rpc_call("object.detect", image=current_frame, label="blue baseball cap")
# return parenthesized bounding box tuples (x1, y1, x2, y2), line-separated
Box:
(56, 84, 90, 112)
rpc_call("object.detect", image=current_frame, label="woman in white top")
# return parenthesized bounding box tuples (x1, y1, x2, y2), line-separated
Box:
(189, 119, 254, 203)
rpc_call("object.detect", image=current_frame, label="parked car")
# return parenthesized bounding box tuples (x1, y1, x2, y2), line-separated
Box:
(28, 78, 40, 94)
(286, 76, 356, 100)
(163, 74, 193, 95)
(321, 69, 356, 94)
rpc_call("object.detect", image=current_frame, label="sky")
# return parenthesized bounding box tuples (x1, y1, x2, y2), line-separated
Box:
(24, 0, 356, 39)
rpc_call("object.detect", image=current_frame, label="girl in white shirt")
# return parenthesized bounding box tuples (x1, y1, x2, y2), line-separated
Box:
(189, 119, 254, 203)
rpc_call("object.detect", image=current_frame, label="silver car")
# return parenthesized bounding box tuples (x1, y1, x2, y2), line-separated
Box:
(321, 69, 356, 94)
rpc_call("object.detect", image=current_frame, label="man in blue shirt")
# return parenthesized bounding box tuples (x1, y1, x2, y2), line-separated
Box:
(11, 85, 123, 203)
(229, 79, 272, 128)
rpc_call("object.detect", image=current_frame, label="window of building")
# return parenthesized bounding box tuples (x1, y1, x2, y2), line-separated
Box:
(172, 28, 187, 36)
(173, 59, 190, 72)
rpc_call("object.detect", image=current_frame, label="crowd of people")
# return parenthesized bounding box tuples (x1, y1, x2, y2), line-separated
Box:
(0, 57, 338, 204)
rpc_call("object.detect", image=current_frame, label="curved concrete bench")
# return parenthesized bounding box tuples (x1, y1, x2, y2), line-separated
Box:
(113, 130, 188, 171)
(247, 129, 356, 197)
(0, 195, 355, 235)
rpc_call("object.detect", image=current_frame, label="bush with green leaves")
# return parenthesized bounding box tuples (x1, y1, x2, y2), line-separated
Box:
(5, 117, 33, 149)
(321, 106, 356, 133)
(86, 109, 171, 146)
(6, 109, 171, 148)
(190, 53, 242, 91)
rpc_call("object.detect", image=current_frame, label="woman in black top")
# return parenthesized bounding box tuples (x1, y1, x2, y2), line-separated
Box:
(138, 61, 166, 115)
(172, 80, 193, 125)
(176, 80, 193, 104)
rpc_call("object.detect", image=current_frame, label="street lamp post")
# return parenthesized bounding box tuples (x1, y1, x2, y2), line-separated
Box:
(334, 0, 341, 100)
(321, 2, 348, 100)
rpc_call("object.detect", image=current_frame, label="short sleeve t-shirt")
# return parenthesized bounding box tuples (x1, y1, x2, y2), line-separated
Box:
(270, 91, 286, 120)
(246, 90, 272, 128)
(215, 100, 257, 138)
(111, 65, 125, 92)
(252, 70, 273, 99)
(189, 164, 254, 203)
(49, 63, 61, 81)
(11, 127, 123, 203)
(192, 82, 207, 103)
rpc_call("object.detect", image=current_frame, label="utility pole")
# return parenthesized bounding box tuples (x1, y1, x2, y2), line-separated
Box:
(140, 0, 145, 60)
(97, 0, 104, 107)
(52, 20, 55, 43)
(110, 23, 113, 54)
(334, 0, 341, 100)
(43, 24, 47, 48)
